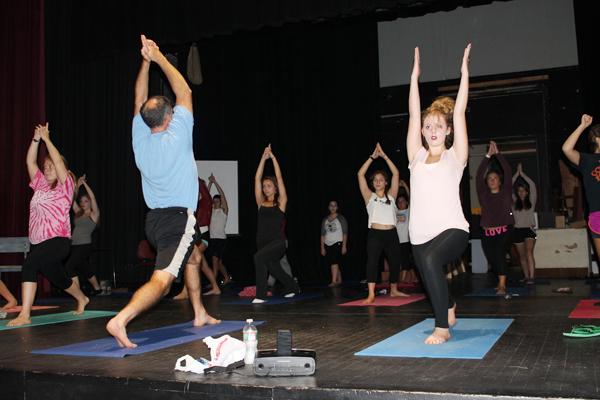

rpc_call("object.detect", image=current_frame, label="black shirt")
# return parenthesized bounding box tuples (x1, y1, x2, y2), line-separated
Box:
(256, 206, 285, 247)
(577, 153, 600, 213)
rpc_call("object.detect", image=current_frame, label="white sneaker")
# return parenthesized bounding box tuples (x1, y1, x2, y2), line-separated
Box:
(283, 292, 296, 298)
(252, 298, 266, 304)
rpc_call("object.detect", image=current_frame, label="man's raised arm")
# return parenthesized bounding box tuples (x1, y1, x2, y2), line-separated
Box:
(133, 58, 150, 116)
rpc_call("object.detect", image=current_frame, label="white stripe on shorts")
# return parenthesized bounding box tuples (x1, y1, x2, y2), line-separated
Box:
(164, 209, 196, 278)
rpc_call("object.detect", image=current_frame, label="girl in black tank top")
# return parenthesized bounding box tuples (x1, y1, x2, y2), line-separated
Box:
(252, 145, 299, 303)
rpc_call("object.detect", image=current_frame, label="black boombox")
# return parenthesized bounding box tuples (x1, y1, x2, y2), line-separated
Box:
(253, 330, 316, 377)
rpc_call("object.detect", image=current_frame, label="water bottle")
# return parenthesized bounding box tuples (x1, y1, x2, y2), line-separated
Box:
(243, 318, 258, 365)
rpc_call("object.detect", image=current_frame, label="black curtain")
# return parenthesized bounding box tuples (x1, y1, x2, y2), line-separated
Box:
(46, 7, 381, 284)
(0, 0, 47, 296)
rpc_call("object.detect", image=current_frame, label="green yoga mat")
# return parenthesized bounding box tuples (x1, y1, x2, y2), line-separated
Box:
(0, 310, 117, 331)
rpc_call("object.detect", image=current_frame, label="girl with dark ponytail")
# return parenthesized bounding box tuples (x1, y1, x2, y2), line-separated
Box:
(358, 143, 409, 303)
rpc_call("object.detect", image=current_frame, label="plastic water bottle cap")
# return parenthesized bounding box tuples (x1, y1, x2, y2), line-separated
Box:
(246, 318, 253, 323)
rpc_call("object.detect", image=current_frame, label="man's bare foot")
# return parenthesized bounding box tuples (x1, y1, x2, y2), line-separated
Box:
(448, 303, 457, 327)
(73, 296, 89, 315)
(203, 288, 221, 296)
(193, 312, 221, 327)
(173, 291, 189, 300)
(106, 317, 137, 348)
(390, 290, 410, 297)
(362, 295, 375, 304)
(7, 314, 31, 327)
(1, 301, 17, 311)
(496, 287, 506, 296)
(424, 327, 451, 345)
(328, 282, 339, 288)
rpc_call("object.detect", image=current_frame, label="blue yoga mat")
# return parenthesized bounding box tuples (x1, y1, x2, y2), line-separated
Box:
(223, 292, 322, 305)
(0, 311, 117, 331)
(355, 318, 513, 359)
(465, 287, 531, 297)
(32, 320, 264, 358)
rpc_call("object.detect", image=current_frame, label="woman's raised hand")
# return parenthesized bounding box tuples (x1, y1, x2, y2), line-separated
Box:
(411, 47, 420, 80)
(461, 43, 471, 75)
(370, 144, 380, 159)
(581, 114, 593, 129)
(376, 142, 387, 159)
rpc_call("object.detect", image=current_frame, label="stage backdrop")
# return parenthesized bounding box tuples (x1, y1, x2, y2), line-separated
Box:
(196, 160, 239, 235)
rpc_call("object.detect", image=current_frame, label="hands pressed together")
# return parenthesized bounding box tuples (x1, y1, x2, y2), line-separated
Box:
(33, 123, 50, 142)
(140, 34, 161, 63)
(370, 142, 388, 160)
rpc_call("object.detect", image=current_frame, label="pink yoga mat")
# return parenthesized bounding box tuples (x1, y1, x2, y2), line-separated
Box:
(569, 300, 600, 319)
(339, 294, 426, 307)
(2, 305, 59, 313)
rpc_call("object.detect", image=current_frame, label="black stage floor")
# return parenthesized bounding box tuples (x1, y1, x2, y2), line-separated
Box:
(2, 274, 600, 399)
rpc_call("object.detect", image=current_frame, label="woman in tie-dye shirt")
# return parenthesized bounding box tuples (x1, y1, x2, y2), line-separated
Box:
(8, 123, 89, 327)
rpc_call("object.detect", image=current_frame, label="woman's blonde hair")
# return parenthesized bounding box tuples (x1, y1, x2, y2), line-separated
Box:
(421, 96, 455, 149)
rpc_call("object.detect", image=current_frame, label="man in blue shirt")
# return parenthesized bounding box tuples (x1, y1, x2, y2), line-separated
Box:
(107, 35, 219, 348)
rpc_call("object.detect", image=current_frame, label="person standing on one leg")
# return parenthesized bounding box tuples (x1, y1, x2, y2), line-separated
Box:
(320, 200, 348, 287)
(562, 115, 600, 268)
(66, 174, 102, 295)
(208, 174, 232, 284)
(106, 35, 219, 348)
(358, 143, 409, 303)
(476, 141, 514, 295)
(252, 145, 300, 303)
(8, 123, 89, 326)
(512, 163, 537, 284)
(407, 45, 472, 344)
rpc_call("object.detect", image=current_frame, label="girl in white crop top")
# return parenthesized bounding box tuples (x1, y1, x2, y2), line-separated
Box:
(406, 44, 472, 346)
(358, 142, 409, 303)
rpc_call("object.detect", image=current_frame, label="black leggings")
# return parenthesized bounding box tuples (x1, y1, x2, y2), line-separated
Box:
(481, 227, 512, 276)
(366, 229, 401, 283)
(65, 244, 95, 279)
(412, 229, 468, 329)
(254, 238, 299, 299)
(22, 237, 72, 290)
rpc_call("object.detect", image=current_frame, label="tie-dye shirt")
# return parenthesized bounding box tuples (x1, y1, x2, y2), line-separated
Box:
(28, 170, 74, 244)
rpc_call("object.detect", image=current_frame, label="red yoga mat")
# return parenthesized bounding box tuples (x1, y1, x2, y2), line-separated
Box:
(339, 294, 426, 307)
(569, 300, 600, 319)
(2, 305, 59, 313)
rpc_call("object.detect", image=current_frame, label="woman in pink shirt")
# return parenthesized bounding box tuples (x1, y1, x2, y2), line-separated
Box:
(407, 45, 471, 344)
(8, 123, 89, 327)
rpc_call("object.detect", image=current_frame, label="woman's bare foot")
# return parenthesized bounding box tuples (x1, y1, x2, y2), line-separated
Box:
(173, 290, 189, 300)
(1, 300, 17, 311)
(73, 296, 89, 315)
(203, 288, 221, 296)
(425, 327, 451, 345)
(106, 317, 137, 348)
(193, 312, 221, 327)
(363, 295, 375, 304)
(496, 287, 506, 296)
(390, 289, 410, 297)
(7, 314, 31, 327)
(448, 303, 457, 327)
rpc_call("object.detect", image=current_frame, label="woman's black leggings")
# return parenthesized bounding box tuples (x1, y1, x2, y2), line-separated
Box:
(22, 237, 72, 290)
(412, 229, 468, 329)
(65, 244, 95, 279)
(481, 226, 512, 276)
(254, 238, 300, 299)
(366, 229, 402, 284)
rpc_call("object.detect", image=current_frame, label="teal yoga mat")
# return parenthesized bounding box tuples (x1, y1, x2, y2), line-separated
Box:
(0, 311, 117, 331)
(355, 318, 513, 359)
